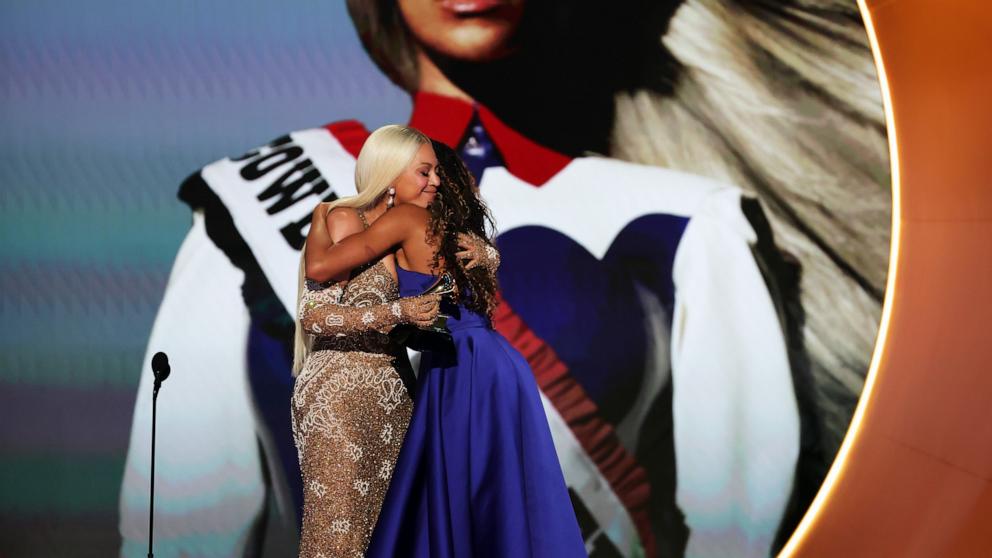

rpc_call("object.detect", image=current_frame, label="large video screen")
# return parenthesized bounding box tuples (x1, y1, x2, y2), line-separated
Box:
(0, 1, 890, 557)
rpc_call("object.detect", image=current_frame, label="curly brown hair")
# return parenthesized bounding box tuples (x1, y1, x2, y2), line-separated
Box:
(427, 139, 500, 320)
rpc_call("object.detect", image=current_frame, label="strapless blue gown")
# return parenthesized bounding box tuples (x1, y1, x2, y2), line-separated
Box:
(366, 267, 587, 558)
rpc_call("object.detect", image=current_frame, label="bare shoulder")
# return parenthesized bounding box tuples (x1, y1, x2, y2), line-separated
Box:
(373, 204, 429, 238)
(387, 203, 430, 224)
(324, 206, 364, 243)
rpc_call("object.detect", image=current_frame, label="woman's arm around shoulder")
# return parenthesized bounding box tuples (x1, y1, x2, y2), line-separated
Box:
(305, 203, 426, 283)
(304, 204, 364, 283)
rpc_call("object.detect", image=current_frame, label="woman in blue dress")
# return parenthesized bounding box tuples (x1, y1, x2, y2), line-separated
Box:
(305, 134, 587, 558)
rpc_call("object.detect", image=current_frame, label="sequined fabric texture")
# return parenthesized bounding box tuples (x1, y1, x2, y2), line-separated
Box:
(291, 260, 412, 558)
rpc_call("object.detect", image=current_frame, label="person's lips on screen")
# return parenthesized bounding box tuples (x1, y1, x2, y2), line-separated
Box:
(439, 0, 506, 17)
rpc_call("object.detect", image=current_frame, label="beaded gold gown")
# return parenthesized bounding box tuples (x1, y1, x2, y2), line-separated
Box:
(291, 255, 413, 558)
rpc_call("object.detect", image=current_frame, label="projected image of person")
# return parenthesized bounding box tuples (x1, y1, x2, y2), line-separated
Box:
(119, 1, 888, 557)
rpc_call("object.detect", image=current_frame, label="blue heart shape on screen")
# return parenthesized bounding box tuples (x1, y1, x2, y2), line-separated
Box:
(496, 213, 688, 425)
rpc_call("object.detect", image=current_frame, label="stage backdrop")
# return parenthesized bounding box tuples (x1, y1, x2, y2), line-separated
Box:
(0, 2, 407, 556)
(0, 1, 890, 557)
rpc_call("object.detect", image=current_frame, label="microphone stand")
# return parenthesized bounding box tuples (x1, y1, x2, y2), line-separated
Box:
(148, 377, 163, 558)
(146, 351, 170, 558)
(148, 353, 171, 558)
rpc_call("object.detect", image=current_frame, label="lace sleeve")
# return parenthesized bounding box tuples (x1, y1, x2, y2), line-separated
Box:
(482, 242, 501, 276)
(461, 232, 501, 276)
(299, 282, 437, 336)
(298, 282, 399, 335)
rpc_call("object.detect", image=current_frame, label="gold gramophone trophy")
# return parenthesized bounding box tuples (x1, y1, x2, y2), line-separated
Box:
(390, 273, 456, 352)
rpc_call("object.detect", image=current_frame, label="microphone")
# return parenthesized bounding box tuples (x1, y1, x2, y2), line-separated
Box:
(151, 352, 171, 393)
(148, 351, 171, 558)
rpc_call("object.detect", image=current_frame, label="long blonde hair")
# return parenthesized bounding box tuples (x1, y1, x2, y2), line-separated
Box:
(611, 0, 889, 459)
(291, 124, 430, 376)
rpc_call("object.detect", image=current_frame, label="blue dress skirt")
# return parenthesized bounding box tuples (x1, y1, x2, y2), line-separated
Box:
(366, 267, 587, 558)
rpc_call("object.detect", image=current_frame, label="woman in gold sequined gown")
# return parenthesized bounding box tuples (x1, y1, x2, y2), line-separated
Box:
(290, 125, 445, 557)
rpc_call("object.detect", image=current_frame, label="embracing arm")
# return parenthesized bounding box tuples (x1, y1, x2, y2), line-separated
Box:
(303, 204, 361, 284)
(456, 232, 501, 276)
(305, 204, 421, 283)
(299, 205, 439, 333)
(299, 285, 440, 335)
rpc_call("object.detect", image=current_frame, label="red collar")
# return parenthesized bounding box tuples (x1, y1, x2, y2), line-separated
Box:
(408, 91, 571, 186)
